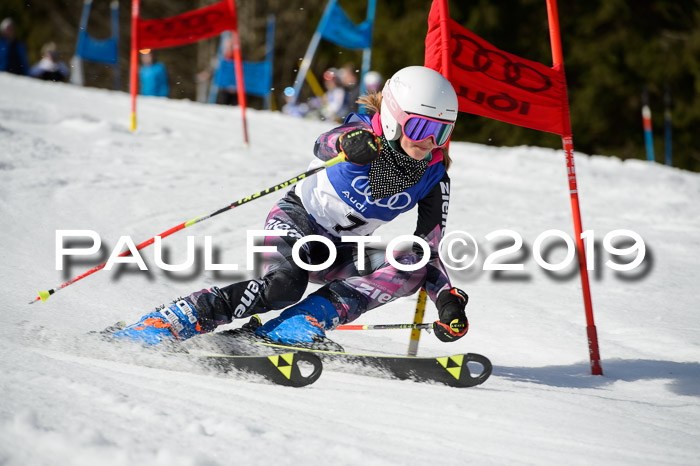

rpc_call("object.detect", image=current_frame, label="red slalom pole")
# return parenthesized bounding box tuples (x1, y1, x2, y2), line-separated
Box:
(226, 0, 249, 146)
(546, 0, 603, 375)
(129, 0, 140, 131)
(437, 0, 451, 80)
(642, 87, 655, 162)
(30, 154, 346, 304)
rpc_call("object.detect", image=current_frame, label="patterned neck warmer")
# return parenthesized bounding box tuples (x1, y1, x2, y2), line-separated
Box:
(368, 135, 430, 200)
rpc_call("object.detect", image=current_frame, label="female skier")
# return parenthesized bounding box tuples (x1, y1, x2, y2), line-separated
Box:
(112, 66, 470, 347)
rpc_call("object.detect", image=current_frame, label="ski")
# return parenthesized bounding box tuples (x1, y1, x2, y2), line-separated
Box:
(168, 351, 323, 388)
(215, 330, 491, 388)
(94, 323, 322, 388)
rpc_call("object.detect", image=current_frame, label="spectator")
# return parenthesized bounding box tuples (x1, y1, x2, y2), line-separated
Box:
(215, 35, 238, 105)
(320, 67, 346, 122)
(281, 87, 309, 118)
(138, 50, 169, 97)
(30, 42, 70, 82)
(0, 18, 29, 75)
(339, 63, 360, 114)
(363, 70, 383, 94)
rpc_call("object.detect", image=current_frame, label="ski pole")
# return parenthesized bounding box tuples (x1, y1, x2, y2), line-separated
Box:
(336, 323, 432, 332)
(30, 154, 346, 304)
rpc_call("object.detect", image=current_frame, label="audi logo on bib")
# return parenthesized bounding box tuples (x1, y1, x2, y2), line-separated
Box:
(352, 177, 412, 210)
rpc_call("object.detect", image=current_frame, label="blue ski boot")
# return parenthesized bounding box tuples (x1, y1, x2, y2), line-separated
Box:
(111, 298, 203, 346)
(255, 295, 342, 349)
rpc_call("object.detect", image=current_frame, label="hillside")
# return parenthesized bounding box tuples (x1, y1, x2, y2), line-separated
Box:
(1, 74, 699, 465)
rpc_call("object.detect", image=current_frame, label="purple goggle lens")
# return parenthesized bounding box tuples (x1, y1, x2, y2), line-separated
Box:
(403, 116, 454, 147)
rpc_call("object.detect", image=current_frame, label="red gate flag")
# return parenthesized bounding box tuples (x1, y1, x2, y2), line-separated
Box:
(137, 0, 237, 50)
(425, 1, 567, 135)
(130, 0, 248, 144)
(423, 0, 603, 375)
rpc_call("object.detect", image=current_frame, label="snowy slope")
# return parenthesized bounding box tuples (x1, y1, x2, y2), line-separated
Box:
(1, 74, 699, 466)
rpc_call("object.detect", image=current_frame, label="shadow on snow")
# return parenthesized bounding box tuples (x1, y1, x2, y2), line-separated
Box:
(496, 359, 700, 397)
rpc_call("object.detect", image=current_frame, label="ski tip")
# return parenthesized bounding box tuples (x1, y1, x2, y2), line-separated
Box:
(38, 290, 51, 303)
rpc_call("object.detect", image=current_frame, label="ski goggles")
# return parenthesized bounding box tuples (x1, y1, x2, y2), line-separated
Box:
(382, 82, 455, 147)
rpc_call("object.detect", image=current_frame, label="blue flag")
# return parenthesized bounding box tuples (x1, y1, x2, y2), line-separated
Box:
(320, 2, 373, 50)
(75, 0, 119, 65)
(77, 35, 118, 65)
(214, 60, 272, 97)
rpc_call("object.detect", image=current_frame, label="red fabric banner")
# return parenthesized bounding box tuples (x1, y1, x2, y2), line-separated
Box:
(137, 1, 236, 50)
(425, 1, 568, 135)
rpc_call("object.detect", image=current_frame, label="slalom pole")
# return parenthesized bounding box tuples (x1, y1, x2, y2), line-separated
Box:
(664, 84, 672, 166)
(359, 0, 377, 98)
(547, 0, 603, 375)
(110, 0, 120, 91)
(30, 154, 346, 304)
(642, 87, 655, 162)
(305, 68, 325, 98)
(407, 289, 428, 356)
(226, 0, 249, 146)
(336, 323, 432, 331)
(232, 28, 249, 146)
(129, 0, 140, 131)
(291, 0, 337, 103)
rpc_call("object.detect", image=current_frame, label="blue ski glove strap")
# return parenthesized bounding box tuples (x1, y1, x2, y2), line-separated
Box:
(433, 288, 469, 342)
(337, 129, 381, 165)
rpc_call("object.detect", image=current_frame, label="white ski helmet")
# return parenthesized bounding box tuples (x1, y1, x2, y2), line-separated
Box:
(380, 66, 458, 141)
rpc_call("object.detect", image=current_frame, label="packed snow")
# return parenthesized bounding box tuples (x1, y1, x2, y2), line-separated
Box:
(1, 74, 699, 465)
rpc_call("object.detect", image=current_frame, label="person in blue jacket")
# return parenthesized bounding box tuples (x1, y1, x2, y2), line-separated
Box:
(29, 42, 70, 82)
(138, 51, 168, 97)
(111, 66, 470, 347)
(0, 18, 29, 75)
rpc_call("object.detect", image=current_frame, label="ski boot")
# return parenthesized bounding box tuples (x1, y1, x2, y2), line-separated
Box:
(111, 298, 204, 346)
(108, 287, 234, 346)
(254, 295, 345, 351)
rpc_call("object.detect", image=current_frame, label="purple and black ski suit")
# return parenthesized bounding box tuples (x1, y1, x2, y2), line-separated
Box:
(189, 112, 454, 332)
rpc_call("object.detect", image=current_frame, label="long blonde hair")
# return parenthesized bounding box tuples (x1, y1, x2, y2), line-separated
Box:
(357, 92, 453, 171)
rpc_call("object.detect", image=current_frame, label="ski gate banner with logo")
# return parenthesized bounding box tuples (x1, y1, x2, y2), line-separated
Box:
(425, 0, 602, 375)
(425, 3, 567, 134)
(129, 0, 248, 143)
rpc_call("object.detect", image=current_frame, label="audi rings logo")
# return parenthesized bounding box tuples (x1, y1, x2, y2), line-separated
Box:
(352, 176, 411, 210)
(451, 34, 552, 93)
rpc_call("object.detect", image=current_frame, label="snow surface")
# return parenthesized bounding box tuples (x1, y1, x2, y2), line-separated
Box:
(1, 74, 699, 466)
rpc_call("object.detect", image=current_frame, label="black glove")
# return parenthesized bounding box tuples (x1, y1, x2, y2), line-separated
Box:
(337, 129, 380, 165)
(433, 288, 469, 342)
